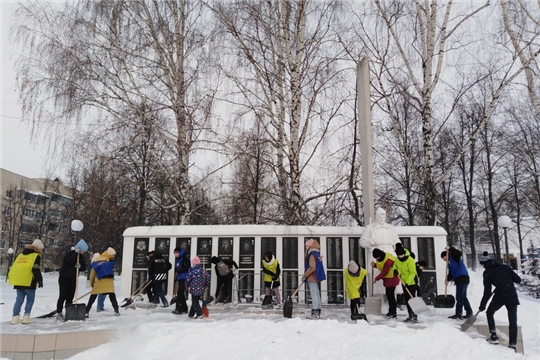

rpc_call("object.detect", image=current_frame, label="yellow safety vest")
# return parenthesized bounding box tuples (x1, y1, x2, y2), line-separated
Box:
(344, 267, 367, 299)
(375, 253, 397, 279)
(262, 259, 279, 282)
(8, 252, 39, 287)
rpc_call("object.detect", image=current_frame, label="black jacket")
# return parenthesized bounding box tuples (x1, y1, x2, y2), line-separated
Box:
(148, 251, 172, 283)
(59, 250, 87, 280)
(480, 259, 521, 309)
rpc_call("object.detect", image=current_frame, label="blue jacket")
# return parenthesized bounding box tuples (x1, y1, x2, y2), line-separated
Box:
(174, 250, 190, 281)
(447, 247, 469, 284)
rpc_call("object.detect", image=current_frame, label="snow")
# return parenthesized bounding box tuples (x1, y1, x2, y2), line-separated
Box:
(1, 270, 539, 360)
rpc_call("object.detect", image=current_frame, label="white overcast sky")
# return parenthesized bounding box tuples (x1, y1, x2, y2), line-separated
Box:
(1, 1, 51, 179)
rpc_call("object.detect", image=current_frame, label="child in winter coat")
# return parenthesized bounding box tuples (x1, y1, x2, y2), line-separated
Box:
(9, 239, 44, 325)
(303, 239, 326, 319)
(371, 248, 400, 318)
(86, 247, 120, 317)
(395, 246, 420, 323)
(185, 256, 210, 319)
(344, 260, 367, 317)
(262, 251, 282, 307)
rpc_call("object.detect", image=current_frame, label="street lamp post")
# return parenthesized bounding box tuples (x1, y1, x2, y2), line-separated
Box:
(71, 220, 84, 243)
(498, 215, 512, 266)
(5, 247, 14, 282)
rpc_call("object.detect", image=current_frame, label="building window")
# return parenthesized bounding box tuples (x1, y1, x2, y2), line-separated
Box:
(6, 190, 13, 199)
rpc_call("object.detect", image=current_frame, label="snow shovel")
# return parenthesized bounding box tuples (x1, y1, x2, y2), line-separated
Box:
(461, 309, 482, 332)
(65, 253, 86, 321)
(434, 250, 455, 308)
(364, 272, 382, 315)
(121, 278, 152, 308)
(36, 291, 91, 318)
(283, 282, 304, 318)
(351, 303, 368, 322)
(261, 281, 274, 307)
(404, 285, 429, 314)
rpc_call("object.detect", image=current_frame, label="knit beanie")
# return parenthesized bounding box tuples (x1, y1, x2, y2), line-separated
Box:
(479, 251, 490, 265)
(396, 247, 406, 256)
(91, 252, 100, 262)
(174, 248, 181, 253)
(107, 247, 116, 256)
(372, 248, 384, 260)
(32, 239, 44, 250)
(348, 260, 359, 274)
(210, 256, 220, 264)
(440, 250, 448, 258)
(192, 256, 201, 265)
(305, 239, 316, 248)
(75, 239, 88, 252)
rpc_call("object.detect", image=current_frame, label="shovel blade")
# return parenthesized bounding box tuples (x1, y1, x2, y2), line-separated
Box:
(64, 303, 86, 321)
(408, 297, 429, 314)
(283, 297, 293, 318)
(351, 313, 368, 322)
(434, 295, 455, 308)
(261, 295, 273, 306)
(461, 315, 478, 332)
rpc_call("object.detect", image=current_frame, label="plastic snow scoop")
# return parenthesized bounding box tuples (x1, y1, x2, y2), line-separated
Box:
(121, 278, 152, 308)
(434, 250, 455, 308)
(364, 272, 382, 315)
(403, 285, 429, 314)
(283, 281, 304, 318)
(261, 281, 274, 307)
(351, 303, 368, 322)
(461, 309, 482, 332)
(36, 290, 92, 318)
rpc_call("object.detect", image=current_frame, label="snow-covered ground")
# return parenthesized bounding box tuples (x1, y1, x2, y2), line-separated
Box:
(1, 269, 538, 360)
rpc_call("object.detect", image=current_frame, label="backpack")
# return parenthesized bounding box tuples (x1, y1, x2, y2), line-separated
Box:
(217, 261, 231, 276)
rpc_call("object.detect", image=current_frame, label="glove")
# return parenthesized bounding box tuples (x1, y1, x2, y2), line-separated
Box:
(479, 305, 485, 312)
(75, 263, 81, 269)
(272, 275, 279, 281)
(38, 282, 43, 288)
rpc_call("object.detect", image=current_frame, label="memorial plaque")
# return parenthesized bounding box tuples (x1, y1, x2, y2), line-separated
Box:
(175, 238, 191, 255)
(420, 271, 437, 305)
(237, 270, 254, 302)
(131, 269, 149, 294)
(239, 237, 254, 268)
(282, 237, 298, 269)
(196, 237, 212, 269)
(133, 238, 149, 269)
(348, 237, 366, 268)
(400, 237, 412, 252)
(417, 237, 436, 270)
(282, 270, 299, 300)
(155, 238, 170, 260)
(326, 271, 344, 304)
(326, 237, 343, 269)
(218, 237, 233, 261)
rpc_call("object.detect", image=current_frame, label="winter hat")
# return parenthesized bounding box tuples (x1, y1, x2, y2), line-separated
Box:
(372, 248, 384, 260)
(192, 256, 201, 265)
(32, 239, 44, 250)
(75, 239, 88, 252)
(395, 247, 406, 256)
(106, 247, 116, 256)
(479, 251, 490, 265)
(91, 252, 100, 262)
(174, 248, 181, 253)
(348, 260, 359, 274)
(440, 250, 448, 258)
(395, 242, 403, 250)
(417, 260, 428, 268)
(210, 256, 220, 264)
(305, 239, 316, 248)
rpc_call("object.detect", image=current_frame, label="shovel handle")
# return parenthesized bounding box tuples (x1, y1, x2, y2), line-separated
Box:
(444, 249, 450, 296)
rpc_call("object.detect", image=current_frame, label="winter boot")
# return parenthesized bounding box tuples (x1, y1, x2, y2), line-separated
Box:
(21, 315, 34, 324)
(317, 309, 321, 319)
(11, 316, 21, 325)
(508, 345, 517, 352)
(56, 313, 64, 321)
(448, 314, 463, 320)
(309, 309, 319, 319)
(487, 333, 499, 345)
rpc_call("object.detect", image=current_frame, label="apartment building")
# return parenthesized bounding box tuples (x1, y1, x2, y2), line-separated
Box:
(1, 168, 75, 272)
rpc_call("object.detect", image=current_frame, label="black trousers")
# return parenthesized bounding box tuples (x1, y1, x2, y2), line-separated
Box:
(386, 286, 397, 315)
(86, 293, 119, 313)
(487, 302, 518, 346)
(215, 274, 233, 302)
(175, 280, 188, 312)
(56, 275, 76, 313)
(402, 284, 420, 316)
